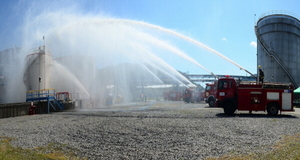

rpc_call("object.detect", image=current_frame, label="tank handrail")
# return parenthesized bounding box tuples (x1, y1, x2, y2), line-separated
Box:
(26, 46, 46, 55)
(26, 88, 57, 101)
(258, 10, 300, 23)
(26, 88, 56, 93)
(255, 25, 298, 88)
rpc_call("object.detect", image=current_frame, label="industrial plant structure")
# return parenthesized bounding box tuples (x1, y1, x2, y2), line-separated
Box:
(1, 46, 190, 108)
(256, 11, 300, 88)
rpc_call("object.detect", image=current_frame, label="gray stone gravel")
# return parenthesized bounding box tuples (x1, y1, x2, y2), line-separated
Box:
(0, 101, 299, 159)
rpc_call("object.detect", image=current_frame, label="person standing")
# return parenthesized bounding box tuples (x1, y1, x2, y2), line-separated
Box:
(258, 65, 264, 84)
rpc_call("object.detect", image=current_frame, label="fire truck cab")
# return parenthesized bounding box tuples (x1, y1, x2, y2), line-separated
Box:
(204, 82, 217, 107)
(216, 77, 294, 115)
(183, 88, 194, 103)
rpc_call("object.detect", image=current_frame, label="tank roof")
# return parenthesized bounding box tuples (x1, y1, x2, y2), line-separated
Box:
(257, 10, 300, 24)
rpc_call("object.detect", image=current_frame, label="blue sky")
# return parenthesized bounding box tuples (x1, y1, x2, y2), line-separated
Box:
(1, 0, 299, 76)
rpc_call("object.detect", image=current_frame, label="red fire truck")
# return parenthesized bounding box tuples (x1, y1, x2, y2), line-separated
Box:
(183, 88, 194, 103)
(164, 91, 182, 101)
(215, 76, 294, 115)
(204, 82, 217, 107)
(183, 88, 204, 103)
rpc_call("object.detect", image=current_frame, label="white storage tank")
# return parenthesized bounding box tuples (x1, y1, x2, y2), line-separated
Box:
(23, 46, 52, 91)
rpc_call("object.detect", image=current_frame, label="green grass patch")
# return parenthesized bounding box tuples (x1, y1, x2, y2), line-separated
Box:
(0, 136, 84, 160)
(206, 132, 300, 160)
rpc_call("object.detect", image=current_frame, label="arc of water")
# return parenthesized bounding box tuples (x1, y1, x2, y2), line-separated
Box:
(52, 61, 91, 97)
(91, 19, 218, 79)
(58, 19, 219, 79)
(48, 21, 192, 88)
(145, 59, 194, 88)
(136, 46, 196, 87)
(130, 57, 165, 85)
(138, 63, 165, 85)
(136, 30, 219, 79)
(118, 19, 256, 77)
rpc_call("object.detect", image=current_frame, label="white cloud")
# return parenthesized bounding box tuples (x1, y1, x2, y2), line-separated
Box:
(221, 37, 227, 41)
(250, 41, 257, 48)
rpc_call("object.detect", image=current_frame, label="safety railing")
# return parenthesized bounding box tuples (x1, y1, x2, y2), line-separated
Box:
(26, 88, 64, 113)
(26, 88, 56, 102)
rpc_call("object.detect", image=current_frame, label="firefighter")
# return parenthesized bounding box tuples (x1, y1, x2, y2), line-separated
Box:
(258, 65, 264, 84)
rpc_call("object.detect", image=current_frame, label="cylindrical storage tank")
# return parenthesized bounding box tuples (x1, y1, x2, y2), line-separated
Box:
(23, 46, 52, 91)
(256, 11, 300, 86)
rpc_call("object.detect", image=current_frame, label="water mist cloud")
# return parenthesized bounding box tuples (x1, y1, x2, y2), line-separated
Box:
(17, 9, 201, 105)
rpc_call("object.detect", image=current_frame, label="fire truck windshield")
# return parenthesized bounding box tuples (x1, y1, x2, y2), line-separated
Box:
(206, 85, 211, 90)
(218, 80, 233, 89)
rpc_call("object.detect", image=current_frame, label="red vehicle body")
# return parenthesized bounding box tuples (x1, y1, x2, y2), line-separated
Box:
(183, 88, 204, 103)
(57, 92, 71, 102)
(164, 91, 181, 101)
(183, 88, 194, 103)
(204, 82, 217, 107)
(215, 77, 294, 115)
(198, 91, 205, 102)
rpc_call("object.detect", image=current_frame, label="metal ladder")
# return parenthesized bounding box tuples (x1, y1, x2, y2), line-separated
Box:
(47, 96, 64, 113)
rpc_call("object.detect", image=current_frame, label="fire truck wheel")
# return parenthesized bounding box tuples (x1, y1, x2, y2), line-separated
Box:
(267, 103, 279, 116)
(223, 101, 236, 115)
(208, 99, 215, 107)
(186, 98, 191, 103)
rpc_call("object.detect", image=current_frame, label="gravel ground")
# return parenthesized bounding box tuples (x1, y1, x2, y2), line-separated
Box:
(0, 101, 300, 159)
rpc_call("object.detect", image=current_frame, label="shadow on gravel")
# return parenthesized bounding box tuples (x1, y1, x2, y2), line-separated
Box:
(216, 113, 298, 119)
(204, 106, 220, 108)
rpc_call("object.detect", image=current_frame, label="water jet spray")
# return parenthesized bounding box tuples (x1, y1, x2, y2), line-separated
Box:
(118, 19, 256, 78)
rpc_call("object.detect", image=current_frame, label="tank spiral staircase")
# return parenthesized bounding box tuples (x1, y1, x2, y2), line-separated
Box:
(255, 25, 298, 88)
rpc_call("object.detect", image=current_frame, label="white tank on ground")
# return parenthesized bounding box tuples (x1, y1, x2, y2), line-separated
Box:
(23, 46, 52, 91)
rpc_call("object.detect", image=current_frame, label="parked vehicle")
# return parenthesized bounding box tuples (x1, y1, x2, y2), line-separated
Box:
(215, 76, 294, 115)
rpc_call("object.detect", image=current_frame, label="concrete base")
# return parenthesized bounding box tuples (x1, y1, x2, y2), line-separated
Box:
(0, 101, 75, 119)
